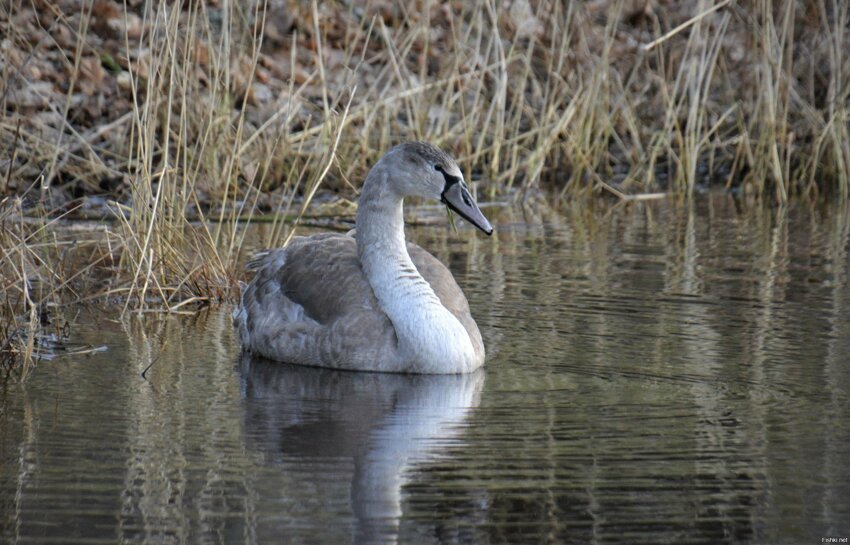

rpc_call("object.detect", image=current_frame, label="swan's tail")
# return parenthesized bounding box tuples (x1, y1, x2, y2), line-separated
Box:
(234, 249, 289, 347)
(245, 250, 273, 271)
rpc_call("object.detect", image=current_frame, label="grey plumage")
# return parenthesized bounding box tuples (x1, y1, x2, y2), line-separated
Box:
(233, 142, 491, 373)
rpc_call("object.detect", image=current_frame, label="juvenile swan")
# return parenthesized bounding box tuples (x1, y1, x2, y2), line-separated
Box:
(234, 142, 493, 374)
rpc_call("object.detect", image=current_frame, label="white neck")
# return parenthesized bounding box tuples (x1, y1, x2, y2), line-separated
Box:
(356, 169, 476, 373)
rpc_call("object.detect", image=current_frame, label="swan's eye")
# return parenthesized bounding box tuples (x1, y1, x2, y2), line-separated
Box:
(434, 164, 443, 172)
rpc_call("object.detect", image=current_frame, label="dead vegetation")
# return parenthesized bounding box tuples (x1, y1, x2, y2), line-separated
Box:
(1, 0, 849, 376)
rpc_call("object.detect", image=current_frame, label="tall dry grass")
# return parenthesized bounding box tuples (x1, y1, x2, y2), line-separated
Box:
(1, 0, 849, 375)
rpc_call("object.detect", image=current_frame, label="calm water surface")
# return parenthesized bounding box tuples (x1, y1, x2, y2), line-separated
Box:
(1, 194, 849, 544)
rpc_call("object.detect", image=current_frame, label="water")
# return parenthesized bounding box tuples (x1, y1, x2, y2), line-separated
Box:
(1, 194, 849, 544)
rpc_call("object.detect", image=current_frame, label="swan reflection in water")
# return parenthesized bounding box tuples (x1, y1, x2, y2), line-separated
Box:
(239, 354, 484, 544)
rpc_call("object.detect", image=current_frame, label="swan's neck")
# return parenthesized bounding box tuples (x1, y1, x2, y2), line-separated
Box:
(356, 173, 475, 373)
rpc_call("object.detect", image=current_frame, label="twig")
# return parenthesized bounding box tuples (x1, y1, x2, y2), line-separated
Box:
(641, 0, 733, 52)
(594, 178, 628, 200)
(167, 296, 209, 312)
(140, 339, 168, 380)
(626, 192, 668, 201)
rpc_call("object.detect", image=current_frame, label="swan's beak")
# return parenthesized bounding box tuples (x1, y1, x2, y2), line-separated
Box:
(441, 179, 493, 235)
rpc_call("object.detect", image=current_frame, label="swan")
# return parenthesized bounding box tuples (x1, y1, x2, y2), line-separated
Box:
(233, 142, 493, 374)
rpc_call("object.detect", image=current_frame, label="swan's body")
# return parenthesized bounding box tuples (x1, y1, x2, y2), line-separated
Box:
(234, 142, 493, 374)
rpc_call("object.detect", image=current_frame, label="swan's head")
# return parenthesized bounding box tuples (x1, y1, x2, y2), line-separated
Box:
(380, 142, 493, 235)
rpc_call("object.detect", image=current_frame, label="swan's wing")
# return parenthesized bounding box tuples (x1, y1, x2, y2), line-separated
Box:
(406, 242, 484, 360)
(263, 235, 473, 326)
(267, 233, 380, 324)
(237, 233, 400, 369)
(405, 242, 470, 316)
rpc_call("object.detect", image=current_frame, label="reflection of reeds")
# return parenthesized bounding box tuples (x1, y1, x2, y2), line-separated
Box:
(0, 198, 117, 379)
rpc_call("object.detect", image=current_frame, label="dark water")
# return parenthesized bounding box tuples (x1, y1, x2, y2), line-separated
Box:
(1, 194, 849, 544)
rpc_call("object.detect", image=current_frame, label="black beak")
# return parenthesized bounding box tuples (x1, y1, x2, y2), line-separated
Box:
(440, 176, 493, 236)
